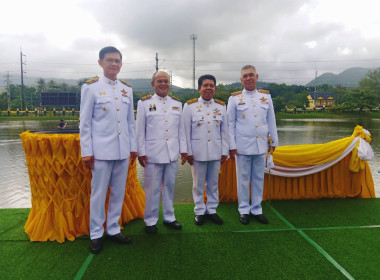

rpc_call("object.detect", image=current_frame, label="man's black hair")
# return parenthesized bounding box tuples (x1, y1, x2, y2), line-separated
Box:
(198, 74, 216, 88)
(99, 46, 122, 60)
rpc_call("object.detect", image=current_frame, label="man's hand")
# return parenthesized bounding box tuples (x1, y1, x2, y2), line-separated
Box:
(82, 156, 94, 170)
(268, 146, 276, 154)
(229, 149, 237, 160)
(130, 152, 138, 164)
(138, 156, 147, 167)
(180, 153, 187, 165)
(221, 155, 228, 164)
(187, 155, 194, 166)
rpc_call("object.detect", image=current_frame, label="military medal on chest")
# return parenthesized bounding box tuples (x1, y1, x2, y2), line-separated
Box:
(260, 97, 268, 104)
(238, 95, 245, 105)
(149, 104, 156, 111)
(121, 89, 129, 97)
(213, 108, 221, 115)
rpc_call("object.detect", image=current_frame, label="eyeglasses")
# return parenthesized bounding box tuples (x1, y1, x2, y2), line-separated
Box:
(104, 58, 122, 64)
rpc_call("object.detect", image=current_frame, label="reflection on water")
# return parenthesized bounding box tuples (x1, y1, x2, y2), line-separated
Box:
(0, 118, 379, 208)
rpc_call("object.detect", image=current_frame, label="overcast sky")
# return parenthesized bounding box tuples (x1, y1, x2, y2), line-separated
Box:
(1, 0, 380, 88)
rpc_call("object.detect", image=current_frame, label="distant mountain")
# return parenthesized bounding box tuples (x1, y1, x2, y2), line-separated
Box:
(0, 76, 195, 94)
(2, 68, 372, 92)
(306, 67, 373, 88)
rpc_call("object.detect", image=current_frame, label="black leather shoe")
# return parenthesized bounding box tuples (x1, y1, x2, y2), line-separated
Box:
(108, 233, 132, 244)
(239, 214, 250, 225)
(145, 225, 158, 234)
(90, 237, 102, 254)
(252, 214, 269, 224)
(207, 213, 224, 225)
(194, 215, 205, 226)
(163, 220, 182, 230)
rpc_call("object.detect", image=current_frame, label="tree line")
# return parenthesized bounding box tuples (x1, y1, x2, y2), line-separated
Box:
(1, 69, 380, 112)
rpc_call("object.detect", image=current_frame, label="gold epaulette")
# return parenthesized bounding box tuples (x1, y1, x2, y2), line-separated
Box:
(141, 94, 153, 101)
(170, 95, 181, 102)
(86, 77, 99, 84)
(231, 91, 242, 96)
(214, 98, 225, 106)
(186, 98, 198, 105)
(258, 89, 270, 94)
(120, 80, 131, 87)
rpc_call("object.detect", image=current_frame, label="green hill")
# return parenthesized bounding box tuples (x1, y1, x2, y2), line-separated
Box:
(306, 67, 373, 88)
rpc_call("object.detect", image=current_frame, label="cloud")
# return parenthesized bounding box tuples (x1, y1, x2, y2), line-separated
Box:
(1, 0, 380, 87)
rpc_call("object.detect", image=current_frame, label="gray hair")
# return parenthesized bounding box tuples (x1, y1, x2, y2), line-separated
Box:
(151, 71, 170, 83)
(241, 65, 256, 74)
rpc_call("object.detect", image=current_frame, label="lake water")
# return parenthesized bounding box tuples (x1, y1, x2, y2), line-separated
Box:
(0, 118, 379, 208)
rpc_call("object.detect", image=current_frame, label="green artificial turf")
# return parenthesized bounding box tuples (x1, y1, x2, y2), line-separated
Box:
(1, 200, 380, 280)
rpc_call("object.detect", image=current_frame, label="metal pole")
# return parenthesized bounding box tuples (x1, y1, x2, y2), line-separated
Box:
(190, 34, 197, 94)
(20, 50, 25, 110)
(155, 53, 158, 73)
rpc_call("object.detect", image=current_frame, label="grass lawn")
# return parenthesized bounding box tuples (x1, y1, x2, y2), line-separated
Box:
(1, 199, 380, 280)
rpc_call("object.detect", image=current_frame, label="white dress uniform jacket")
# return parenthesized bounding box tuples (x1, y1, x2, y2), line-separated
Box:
(80, 75, 137, 159)
(183, 97, 229, 215)
(183, 97, 228, 161)
(79, 75, 137, 239)
(227, 88, 278, 215)
(136, 93, 187, 226)
(136, 93, 187, 162)
(227, 89, 278, 154)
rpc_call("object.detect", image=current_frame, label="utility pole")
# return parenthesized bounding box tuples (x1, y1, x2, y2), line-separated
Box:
(4, 71, 12, 110)
(169, 70, 172, 92)
(314, 70, 318, 93)
(20, 49, 26, 110)
(155, 53, 159, 73)
(314, 70, 318, 107)
(190, 34, 197, 94)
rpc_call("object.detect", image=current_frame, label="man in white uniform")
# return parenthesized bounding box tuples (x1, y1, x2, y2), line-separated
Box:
(227, 65, 278, 225)
(183, 74, 228, 226)
(80, 46, 137, 253)
(136, 71, 187, 234)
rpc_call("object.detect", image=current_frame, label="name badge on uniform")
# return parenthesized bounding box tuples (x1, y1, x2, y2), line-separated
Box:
(172, 106, 180, 111)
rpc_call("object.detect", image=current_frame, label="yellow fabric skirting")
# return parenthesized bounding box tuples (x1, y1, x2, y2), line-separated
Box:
(20, 131, 145, 243)
(218, 150, 375, 202)
(218, 126, 375, 201)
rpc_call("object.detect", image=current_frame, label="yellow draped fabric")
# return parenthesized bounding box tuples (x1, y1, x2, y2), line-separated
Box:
(218, 126, 375, 202)
(20, 131, 145, 243)
(273, 137, 354, 167)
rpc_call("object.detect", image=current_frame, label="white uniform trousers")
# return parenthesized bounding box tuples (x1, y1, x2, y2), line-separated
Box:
(143, 161, 178, 226)
(236, 154, 265, 215)
(191, 160, 221, 215)
(90, 159, 129, 239)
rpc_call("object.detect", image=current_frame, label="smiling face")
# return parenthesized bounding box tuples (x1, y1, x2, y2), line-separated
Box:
(241, 67, 258, 91)
(151, 71, 170, 97)
(198, 79, 215, 101)
(98, 52, 122, 80)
